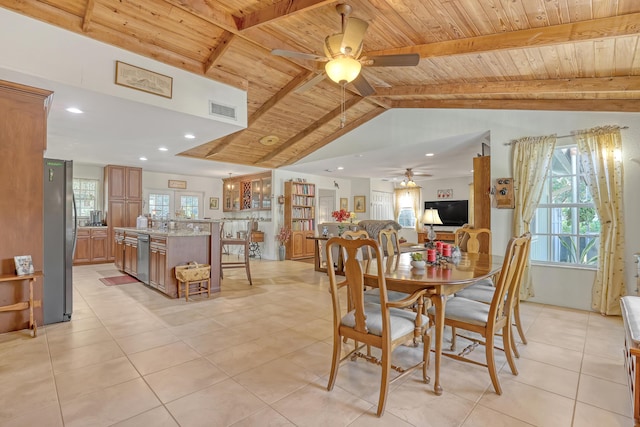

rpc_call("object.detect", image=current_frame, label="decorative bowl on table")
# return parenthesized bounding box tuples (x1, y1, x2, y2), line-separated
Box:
(410, 260, 426, 270)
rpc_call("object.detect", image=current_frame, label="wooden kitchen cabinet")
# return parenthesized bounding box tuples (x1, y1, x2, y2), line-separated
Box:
(104, 165, 142, 261)
(222, 171, 272, 212)
(149, 237, 167, 292)
(73, 227, 109, 265)
(114, 230, 124, 270)
(291, 230, 315, 259)
(123, 232, 138, 277)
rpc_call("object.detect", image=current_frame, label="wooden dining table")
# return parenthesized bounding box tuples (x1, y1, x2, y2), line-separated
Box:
(363, 251, 504, 396)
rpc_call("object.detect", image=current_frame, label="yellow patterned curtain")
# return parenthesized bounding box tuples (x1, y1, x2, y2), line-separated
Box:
(574, 126, 625, 315)
(394, 187, 422, 232)
(512, 135, 557, 299)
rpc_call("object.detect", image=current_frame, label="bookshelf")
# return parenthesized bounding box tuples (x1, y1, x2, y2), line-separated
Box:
(284, 181, 316, 259)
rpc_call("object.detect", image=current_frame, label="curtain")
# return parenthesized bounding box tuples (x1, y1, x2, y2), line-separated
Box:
(512, 135, 557, 299)
(393, 187, 422, 232)
(574, 125, 625, 315)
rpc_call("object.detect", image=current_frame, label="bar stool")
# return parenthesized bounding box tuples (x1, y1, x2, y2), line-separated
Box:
(220, 221, 253, 285)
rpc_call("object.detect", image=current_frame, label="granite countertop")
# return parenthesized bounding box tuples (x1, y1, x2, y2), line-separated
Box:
(78, 225, 108, 229)
(113, 227, 211, 237)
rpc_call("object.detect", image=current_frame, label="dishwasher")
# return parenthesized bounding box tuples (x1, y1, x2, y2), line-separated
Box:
(137, 233, 150, 285)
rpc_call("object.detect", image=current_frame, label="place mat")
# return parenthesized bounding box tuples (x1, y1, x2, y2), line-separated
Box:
(99, 275, 140, 286)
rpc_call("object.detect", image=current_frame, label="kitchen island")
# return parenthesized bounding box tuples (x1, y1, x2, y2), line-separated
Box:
(113, 220, 221, 298)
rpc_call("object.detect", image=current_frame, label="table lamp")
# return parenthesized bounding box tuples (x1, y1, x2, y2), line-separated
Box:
(423, 208, 443, 247)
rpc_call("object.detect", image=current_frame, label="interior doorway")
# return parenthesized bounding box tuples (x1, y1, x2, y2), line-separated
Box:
(318, 189, 336, 226)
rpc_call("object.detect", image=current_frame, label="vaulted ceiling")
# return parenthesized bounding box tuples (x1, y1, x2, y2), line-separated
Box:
(4, 0, 639, 171)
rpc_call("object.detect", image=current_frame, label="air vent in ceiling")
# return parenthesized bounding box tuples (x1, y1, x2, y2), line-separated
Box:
(209, 101, 237, 120)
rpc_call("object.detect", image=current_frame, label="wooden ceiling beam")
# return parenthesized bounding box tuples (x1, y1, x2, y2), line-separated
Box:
(365, 13, 640, 58)
(373, 76, 640, 97)
(255, 96, 365, 164)
(204, 31, 235, 74)
(81, 0, 95, 32)
(163, 0, 239, 32)
(278, 107, 385, 167)
(234, 0, 333, 31)
(390, 99, 640, 112)
(204, 69, 314, 158)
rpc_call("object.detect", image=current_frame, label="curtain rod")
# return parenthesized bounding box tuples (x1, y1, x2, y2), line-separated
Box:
(503, 126, 629, 145)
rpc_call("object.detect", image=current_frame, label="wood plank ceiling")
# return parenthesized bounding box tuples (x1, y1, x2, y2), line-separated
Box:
(2, 0, 639, 169)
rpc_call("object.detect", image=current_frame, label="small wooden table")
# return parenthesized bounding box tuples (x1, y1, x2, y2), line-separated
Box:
(0, 271, 43, 337)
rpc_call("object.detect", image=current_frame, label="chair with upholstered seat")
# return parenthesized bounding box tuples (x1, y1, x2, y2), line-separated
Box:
(326, 236, 430, 417)
(220, 220, 253, 286)
(427, 233, 530, 395)
(363, 229, 407, 304)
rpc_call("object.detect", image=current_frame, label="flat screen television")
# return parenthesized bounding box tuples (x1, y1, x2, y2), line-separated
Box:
(424, 200, 469, 227)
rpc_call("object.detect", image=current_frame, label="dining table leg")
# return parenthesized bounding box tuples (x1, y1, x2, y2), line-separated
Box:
(429, 293, 446, 396)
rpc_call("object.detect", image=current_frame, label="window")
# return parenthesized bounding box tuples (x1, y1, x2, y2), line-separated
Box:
(397, 192, 417, 228)
(179, 194, 200, 219)
(73, 178, 98, 218)
(530, 145, 600, 266)
(149, 193, 170, 219)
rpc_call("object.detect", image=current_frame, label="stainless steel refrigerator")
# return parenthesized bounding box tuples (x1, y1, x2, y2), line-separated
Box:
(43, 159, 76, 324)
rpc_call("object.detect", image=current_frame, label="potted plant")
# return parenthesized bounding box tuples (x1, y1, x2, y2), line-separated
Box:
(410, 252, 426, 269)
(276, 226, 291, 261)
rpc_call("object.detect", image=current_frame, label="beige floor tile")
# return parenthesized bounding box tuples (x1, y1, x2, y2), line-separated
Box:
(0, 375, 59, 421)
(462, 404, 535, 427)
(115, 328, 179, 354)
(499, 357, 579, 398)
(166, 378, 266, 427)
(282, 340, 334, 378)
(572, 401, 633, 427)
(516, 340, 583, 372)
(128, 341, 201, 375)
(60, 378, 160, 427)
(479, 378, 574, 426)
(576, 373, 632, 416)
(182, 327, 250, 355)
(110, 406, 179, 427)
(43, 316, 104, 337)
(349, 410, 415, 426)
(583, 332, 626, 360)
(272, 377, 372, 426)
(47, 327, 114, 355)
(206, 339, 283, 376)
(234, 357, 321, 404)
(55, 356, 140, 402)
(230, 405, 296, 426)
(1, 402, 64, 427)
(50, 339, 125, 374)
(581, 352, 627, 385)
(144, 357, 229, 403)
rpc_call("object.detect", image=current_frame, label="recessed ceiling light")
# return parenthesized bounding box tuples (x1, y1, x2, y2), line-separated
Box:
(425, 153, 434, 157)
(139, 157, 148, 161)
(158, 147, 169, 152)
(337, 166, 344, 170)
(470, 169, 474, 173)
(66, 107, 83, 114)
(184, 133, 195, 139)
(259, 135, 280, 146)
(355, 154, 363, 158)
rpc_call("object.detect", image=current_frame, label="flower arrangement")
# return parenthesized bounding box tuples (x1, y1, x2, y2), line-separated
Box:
(276, 226, 291, 245)
(410, 252, 424, 261)
(349, 211, 356, 223)
(332, 209, 350, 222)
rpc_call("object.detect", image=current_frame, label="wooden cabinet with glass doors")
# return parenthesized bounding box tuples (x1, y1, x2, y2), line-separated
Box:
(222, 171, 271, 212)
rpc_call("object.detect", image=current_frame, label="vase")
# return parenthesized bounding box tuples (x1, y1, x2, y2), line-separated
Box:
(278, 245, 285, 261)
(410, 260, 426, 270)
(337, 224, 345, 236)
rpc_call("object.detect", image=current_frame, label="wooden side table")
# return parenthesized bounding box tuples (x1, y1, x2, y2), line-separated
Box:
(0, 271, 42, 337)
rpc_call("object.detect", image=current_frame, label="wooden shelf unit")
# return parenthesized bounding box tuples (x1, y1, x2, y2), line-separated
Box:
(284, 181, 316, 260)
(0, 272, 42, 337)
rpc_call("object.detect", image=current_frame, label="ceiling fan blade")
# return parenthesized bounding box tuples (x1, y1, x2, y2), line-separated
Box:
(340, 17, 368, 56)
(271, 49, 329, 62)
(365, 54, 420, 67)
(351, 74, 375, 97)
(294, 72, 327, 93)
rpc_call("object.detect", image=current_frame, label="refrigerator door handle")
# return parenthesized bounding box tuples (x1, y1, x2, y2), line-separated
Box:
(72, 193, 78, 258)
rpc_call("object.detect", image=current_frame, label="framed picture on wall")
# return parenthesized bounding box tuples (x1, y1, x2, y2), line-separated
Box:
(354, 195, 366, 213)
(209, 197, 219, 210)
(340, 198, 348, 210)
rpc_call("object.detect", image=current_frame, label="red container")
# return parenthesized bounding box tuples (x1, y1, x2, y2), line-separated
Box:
(442, 244, 452, 257)
(427, 249, 437, 262)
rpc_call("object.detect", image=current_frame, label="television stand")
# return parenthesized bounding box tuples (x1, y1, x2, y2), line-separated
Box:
(418, 231, 455, 243)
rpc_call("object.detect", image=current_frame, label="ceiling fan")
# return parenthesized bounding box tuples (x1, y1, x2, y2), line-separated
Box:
(392, 168, 432, 186)
(271, 3, 420, 96)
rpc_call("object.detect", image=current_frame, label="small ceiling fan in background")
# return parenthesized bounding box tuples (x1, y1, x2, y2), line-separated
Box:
(385, 168, 432, 186)
(271, 3, 420, 96)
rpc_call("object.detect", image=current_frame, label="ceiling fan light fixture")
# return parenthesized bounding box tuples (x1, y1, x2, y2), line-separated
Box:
(325, 56, 361, 84)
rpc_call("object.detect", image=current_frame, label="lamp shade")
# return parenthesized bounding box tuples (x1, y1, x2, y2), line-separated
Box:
(325, 57, 362, 84)
(422, 208, 443, 225)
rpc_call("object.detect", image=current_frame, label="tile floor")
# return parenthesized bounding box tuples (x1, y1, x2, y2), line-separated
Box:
(0, 257, 632, 426)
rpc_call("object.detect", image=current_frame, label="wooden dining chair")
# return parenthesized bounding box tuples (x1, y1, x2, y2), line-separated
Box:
(363, 229, 407, 303)
(326, 236, 430, 417)
(454, 226, 491, 254)
(220, 220, 253, 285)
(427, 233, 530, 395)
(454, 234, 531, 356)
